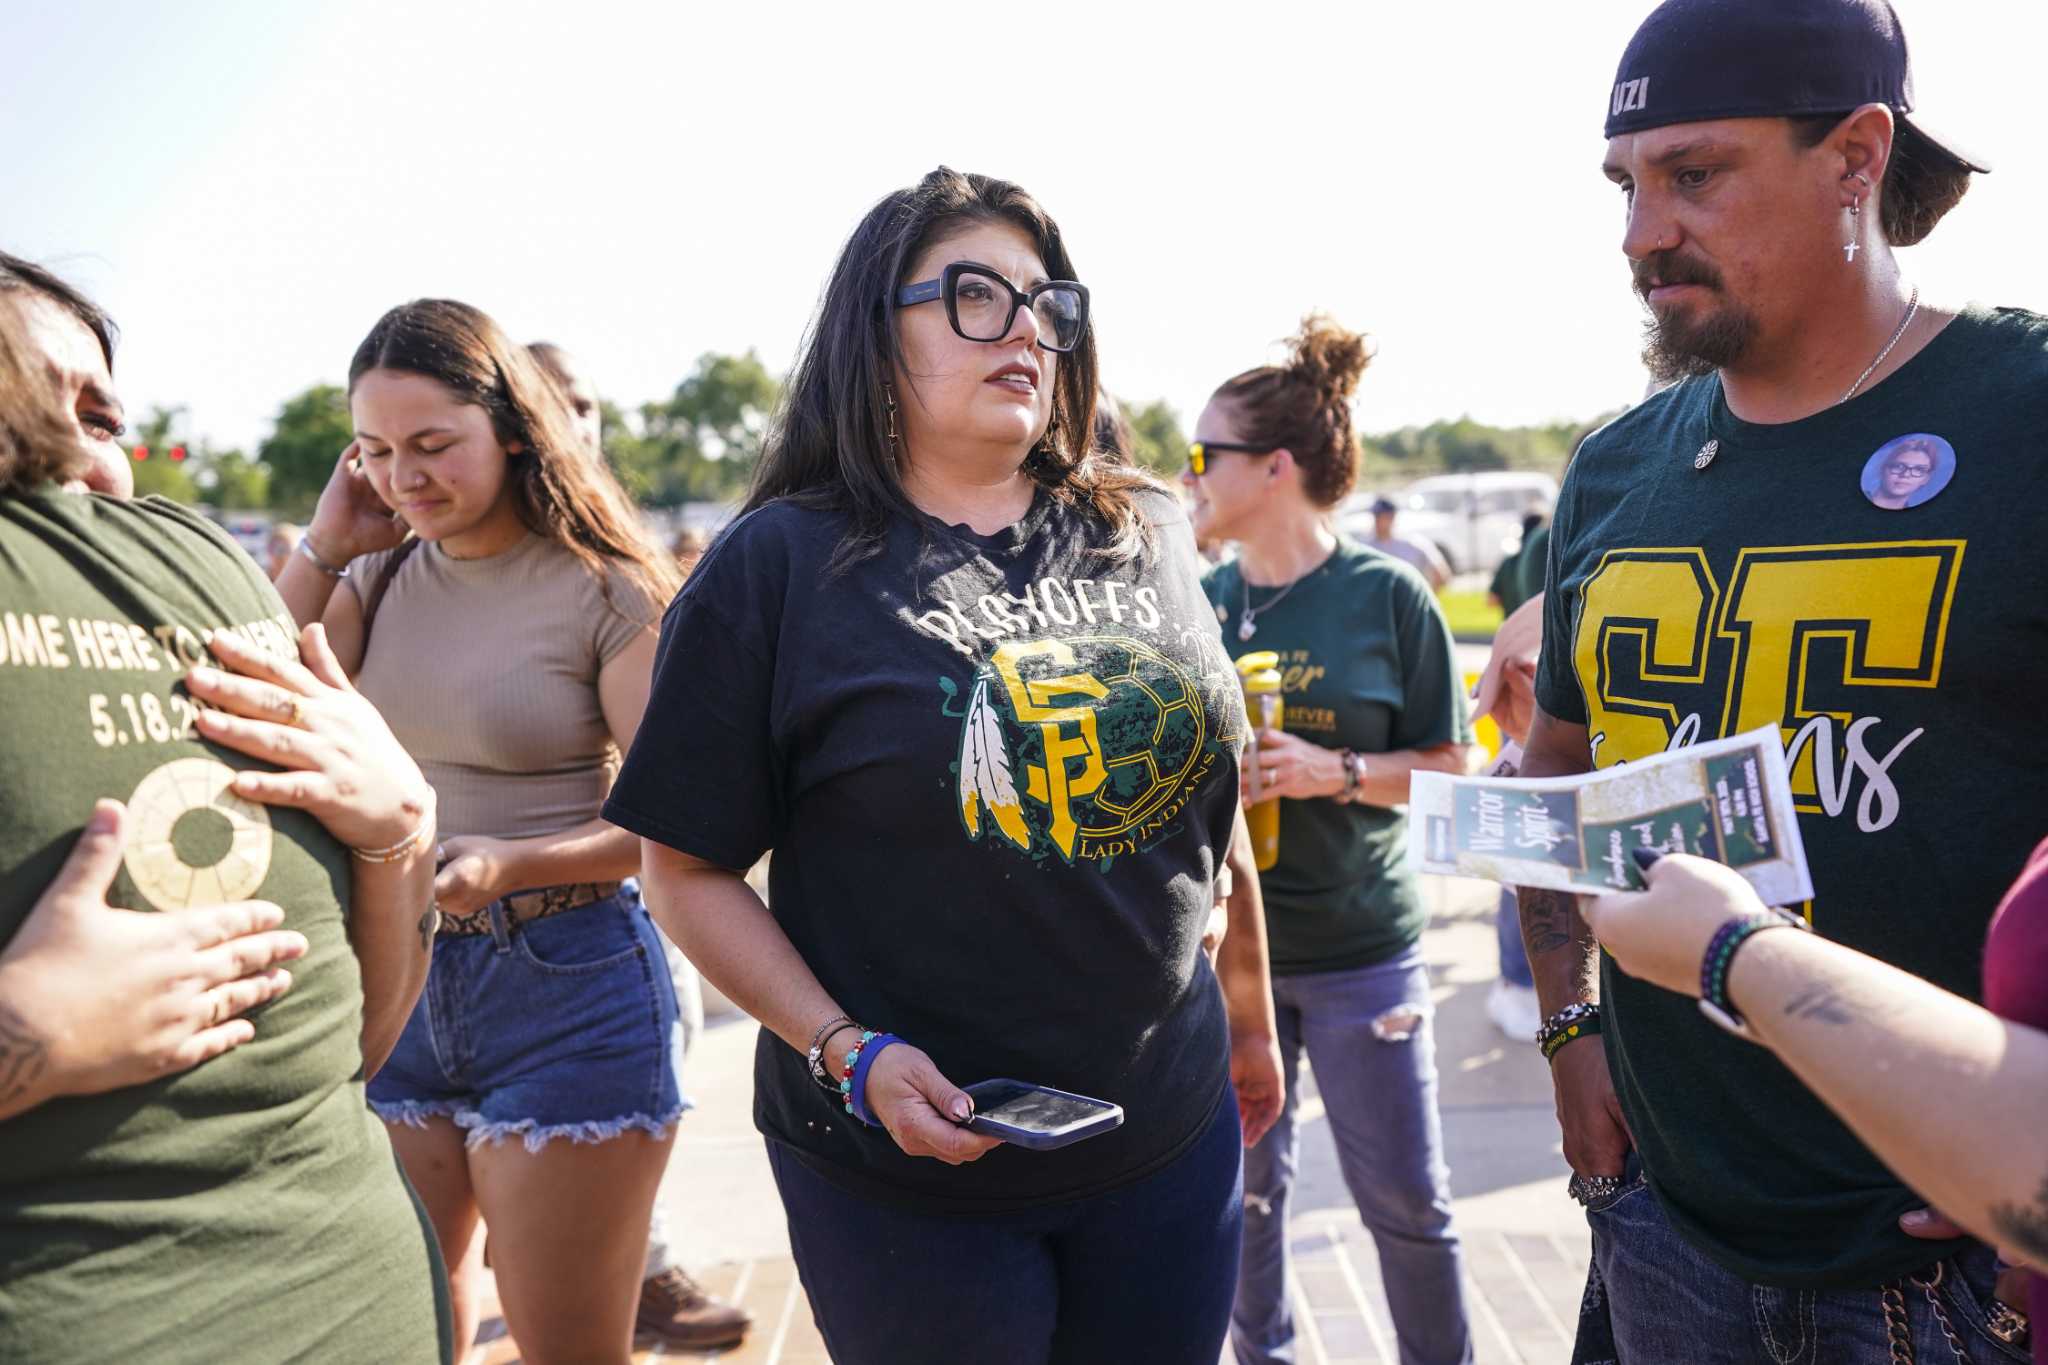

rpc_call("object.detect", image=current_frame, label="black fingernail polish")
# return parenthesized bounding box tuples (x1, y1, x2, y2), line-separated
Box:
(1631, 847, 1663, 871)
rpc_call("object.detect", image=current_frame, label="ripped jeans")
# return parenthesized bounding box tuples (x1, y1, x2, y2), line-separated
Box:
(1232, 944, 1474, 1365)
(367, 887, 685, 1151)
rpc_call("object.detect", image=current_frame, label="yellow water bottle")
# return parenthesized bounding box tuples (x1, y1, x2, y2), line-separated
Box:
(1237, 651, 1285, 871)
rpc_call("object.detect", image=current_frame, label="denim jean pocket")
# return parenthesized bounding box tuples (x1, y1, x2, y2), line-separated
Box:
(513, 901, 645, 976)
(1583, 1156, 1651, 1217)
(1929, 1249, 2033, 1362)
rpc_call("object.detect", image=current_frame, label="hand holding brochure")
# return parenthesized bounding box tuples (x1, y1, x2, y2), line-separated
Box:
(1407, 726, 1813, 905)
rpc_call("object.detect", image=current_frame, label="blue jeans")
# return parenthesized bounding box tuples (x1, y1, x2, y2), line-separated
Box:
(366, 888, 685, 1150)
(1575, 1159, 2030, 1364)
(767, 1090, 1243, 1365)
(1495, 888, 1533, 988)
(1233, 946, 1473, 1365)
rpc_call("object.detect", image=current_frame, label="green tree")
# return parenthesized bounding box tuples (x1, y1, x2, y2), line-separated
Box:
(606, 351, 781, 506)
(202, 450, 271, 509)
(128, 405, 200, 503)
(1122, 398, 1188, 478)
(257, 384, 353, 516)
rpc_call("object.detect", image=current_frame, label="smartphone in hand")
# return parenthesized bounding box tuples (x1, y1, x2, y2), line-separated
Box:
(960, 1079, 1123, 1151)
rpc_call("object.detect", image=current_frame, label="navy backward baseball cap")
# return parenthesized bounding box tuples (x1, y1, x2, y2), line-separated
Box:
(1605, 0, 1989, 172)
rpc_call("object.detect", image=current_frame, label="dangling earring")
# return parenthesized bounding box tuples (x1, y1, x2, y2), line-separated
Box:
(883, 382, 899, 456)
(1843, 173, 1870, 264)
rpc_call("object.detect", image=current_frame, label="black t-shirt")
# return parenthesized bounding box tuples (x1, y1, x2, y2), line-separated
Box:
(605, 486, 1245, 1212)
(1536, 305, 2048, 1288)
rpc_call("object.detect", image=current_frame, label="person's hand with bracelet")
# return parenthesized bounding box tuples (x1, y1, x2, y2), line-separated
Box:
(1241, 727, 1363, 804)
(186, 624, 433, 854)
(305, 441, 409, 575)
(805, 1015, 1002, 1165)
(1580, 850, 1802, 1011)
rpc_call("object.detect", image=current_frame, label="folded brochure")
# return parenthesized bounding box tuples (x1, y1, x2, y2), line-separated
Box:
(1407, 725, 1812, 904)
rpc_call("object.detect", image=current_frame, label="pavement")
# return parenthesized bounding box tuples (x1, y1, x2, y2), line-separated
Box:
(468, 871, 1585, 1365)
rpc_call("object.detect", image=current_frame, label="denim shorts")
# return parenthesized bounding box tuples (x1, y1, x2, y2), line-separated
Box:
(366, 886, 685, 1151)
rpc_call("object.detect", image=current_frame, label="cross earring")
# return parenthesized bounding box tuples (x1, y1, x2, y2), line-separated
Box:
(1843, 174, 1870, 264)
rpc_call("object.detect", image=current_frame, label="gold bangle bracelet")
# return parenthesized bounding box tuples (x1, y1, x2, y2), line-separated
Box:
(352, 815, 434, 864)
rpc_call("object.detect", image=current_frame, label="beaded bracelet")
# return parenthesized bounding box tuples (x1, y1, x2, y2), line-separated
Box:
(807, 1014, 858, 1091)
(1537, 1001, 1602, 1061)
(840, 1032, 903, 1127)
(1698, 909, 1810, 1040)
(1334, 749, 1365, 804)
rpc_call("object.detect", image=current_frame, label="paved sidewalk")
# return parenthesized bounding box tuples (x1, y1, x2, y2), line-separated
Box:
(471, 873, 1582, 1364)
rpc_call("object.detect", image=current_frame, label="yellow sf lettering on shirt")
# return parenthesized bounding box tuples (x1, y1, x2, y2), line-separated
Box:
(994, 640, 1109, 861)
(1717, 545, 1962, 798)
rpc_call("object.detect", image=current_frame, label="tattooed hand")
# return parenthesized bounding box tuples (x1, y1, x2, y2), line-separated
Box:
(0, 800, 309, 1121)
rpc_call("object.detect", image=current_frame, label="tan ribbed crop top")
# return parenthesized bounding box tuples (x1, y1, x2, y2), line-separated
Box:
(348, 534, 657, 840)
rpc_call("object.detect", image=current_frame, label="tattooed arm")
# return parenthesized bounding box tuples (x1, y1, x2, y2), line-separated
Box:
(1515, 704, 1634, 1177)
(1585, 854, 2048, 1269)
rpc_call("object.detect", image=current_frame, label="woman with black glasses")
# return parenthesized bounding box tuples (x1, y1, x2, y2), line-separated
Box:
(607, 167, 1283, 1363)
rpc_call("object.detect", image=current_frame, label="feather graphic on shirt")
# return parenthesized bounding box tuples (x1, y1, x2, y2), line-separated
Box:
(958, 677, 1031, 851)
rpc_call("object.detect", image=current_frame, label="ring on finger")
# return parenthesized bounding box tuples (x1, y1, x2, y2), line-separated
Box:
(1263, 767, 1276, 785)
(281, 694, 307, 728)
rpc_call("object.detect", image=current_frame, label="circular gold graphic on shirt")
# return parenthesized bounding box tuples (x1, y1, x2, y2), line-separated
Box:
(123, 757, 273, 910)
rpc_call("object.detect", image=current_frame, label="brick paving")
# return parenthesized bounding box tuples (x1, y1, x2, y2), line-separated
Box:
(467, 871, 1584, 1364)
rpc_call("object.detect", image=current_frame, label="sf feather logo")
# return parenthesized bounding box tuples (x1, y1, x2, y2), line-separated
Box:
(946, 636, 1220, 866)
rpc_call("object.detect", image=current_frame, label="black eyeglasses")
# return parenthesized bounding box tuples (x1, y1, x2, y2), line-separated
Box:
(1186, 441, 1273, 476)
(1883, 461, 1933, 480)
(895, 262, 1090, 353)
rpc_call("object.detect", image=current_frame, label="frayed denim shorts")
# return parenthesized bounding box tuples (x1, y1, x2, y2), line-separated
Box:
(366, 885, 685, 1151)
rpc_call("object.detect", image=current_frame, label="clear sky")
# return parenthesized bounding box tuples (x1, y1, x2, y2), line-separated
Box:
(4, 0, 2042, 454)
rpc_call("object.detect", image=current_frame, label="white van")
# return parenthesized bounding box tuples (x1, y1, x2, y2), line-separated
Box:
(1340, 471, 1558, 576)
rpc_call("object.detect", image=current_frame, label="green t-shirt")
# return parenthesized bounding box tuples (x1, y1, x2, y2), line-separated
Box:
(0, 491, 447, 1362)
(1206, 538, 1473, 973)
(1535, 305, 2048, 1289)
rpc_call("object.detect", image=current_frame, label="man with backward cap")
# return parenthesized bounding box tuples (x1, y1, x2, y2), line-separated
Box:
(1517, 0, 2048, 1359)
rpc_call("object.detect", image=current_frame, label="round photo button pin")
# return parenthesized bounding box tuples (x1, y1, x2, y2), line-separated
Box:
(1861, 433, 1955, 511)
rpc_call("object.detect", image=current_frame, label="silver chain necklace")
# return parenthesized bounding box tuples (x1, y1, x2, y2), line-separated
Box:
(1238, 549, 1332, 642)
(1693, 285, 1920, 471)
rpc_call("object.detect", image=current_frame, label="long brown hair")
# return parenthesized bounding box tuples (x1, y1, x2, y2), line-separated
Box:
(349, 300, 679, 623)
(1212, 313, 1374, 509)
(745, 167, 1158, 570)
(0, 301, 87, 494)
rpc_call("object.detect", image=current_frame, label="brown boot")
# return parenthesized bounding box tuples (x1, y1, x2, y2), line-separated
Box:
(635, 1267, 753, 1350)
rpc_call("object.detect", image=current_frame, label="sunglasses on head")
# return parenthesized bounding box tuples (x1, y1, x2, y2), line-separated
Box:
(1185, 441, 1273, 476)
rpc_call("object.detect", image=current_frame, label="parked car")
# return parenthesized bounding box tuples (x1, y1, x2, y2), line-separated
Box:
(1340, 471, 1558, 576)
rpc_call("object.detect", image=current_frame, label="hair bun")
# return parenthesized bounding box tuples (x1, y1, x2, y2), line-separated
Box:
(1287, 313, 1374, 401)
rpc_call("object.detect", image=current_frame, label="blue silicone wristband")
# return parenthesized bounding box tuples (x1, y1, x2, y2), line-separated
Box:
(848, 1033, 902, 1128)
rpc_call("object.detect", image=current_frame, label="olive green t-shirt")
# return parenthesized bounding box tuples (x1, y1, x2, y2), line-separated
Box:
(1535, 305, 2048, 1289)
(0, 491, 447, 1362)
(1205, 538, 1473, 973)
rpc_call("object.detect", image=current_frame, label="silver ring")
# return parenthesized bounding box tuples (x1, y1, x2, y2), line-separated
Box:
(1568, 1172, 1623, 1206)
(1263, 768, 1276, 785)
